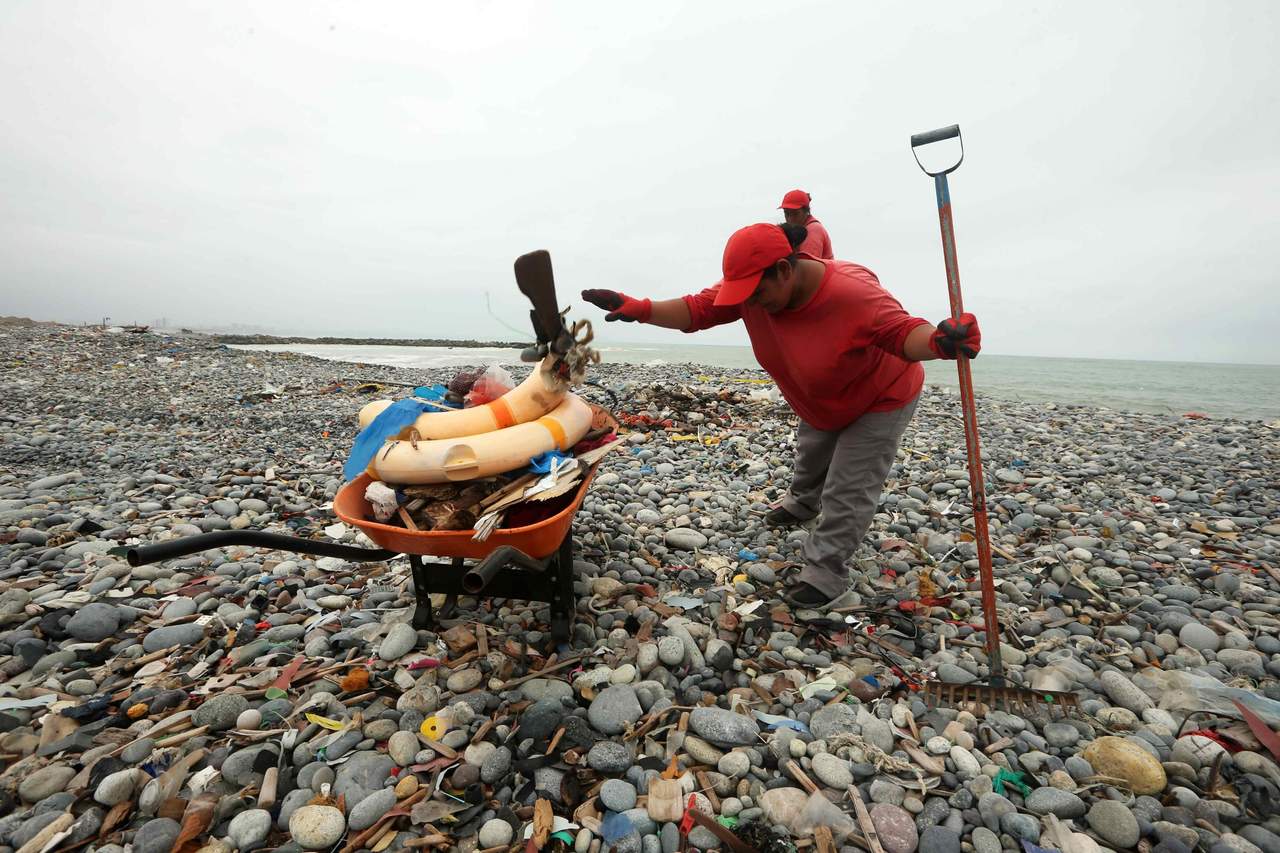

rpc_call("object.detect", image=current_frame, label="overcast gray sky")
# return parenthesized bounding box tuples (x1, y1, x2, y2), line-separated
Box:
(2, 2, 1277, 363)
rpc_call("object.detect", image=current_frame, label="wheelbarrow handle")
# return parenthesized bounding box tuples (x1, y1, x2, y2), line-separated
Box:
(462, 544, 549, 594)
(911, 124, 964, 177)
(123, 530, 400, 567)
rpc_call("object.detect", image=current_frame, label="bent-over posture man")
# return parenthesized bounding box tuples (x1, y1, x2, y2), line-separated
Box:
(581, 222, 981, 608)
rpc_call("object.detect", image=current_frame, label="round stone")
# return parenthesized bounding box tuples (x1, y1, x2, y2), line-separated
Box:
(869, 803, 918, 853)
(193, 693, 249, 732)
(479, 818, 514, 848)
(388, 731, 419, 766)
(587, 685, 643, 735)
(1025, 787, 1086, 818)
(1179, 622, 1221, 652)
(236, 709, 262, 731)
(348, 788, 395, 831)
(810, 752, 854, 789)
(289, 805, 346, 850)
(378, 622, 416, 660)
(19, 765, 76, 803)
(599, 779, 638, 812)
(1086, 800, 1140, 848)
(1081, 736, 1167, 795)
(65, 602, 121, 642)
(657, 636, 685, 666)
(717, 751, 750, 778)
(228, 809, 272, 851)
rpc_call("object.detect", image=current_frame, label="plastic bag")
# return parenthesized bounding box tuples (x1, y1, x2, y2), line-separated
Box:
(464, 365, 514, 407)
(364, 481, 398, 522)
(1131, 668, 1280, 727)
(792, 790, 855, 842)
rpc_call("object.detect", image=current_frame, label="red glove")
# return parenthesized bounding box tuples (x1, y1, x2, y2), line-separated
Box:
(929, 312, 981, 359)
(581, 289, 652, 323)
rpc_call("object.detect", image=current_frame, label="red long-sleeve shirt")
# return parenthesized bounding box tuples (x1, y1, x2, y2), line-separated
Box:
(683, 258, 927, 430)
(798, 217, 834, 259)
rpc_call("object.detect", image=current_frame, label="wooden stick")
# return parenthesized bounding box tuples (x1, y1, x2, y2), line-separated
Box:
(154, 725, 210, 749)
(784, 759, 820, 794)
(848, 785, 886, 853)
(397, 507, 420, 531)
(340, 787, 428, 853)
(502, 654, 586, 689)
(695, 770, 720, 814)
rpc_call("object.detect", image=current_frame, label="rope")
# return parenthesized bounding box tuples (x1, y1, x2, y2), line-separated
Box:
(825, 732, 928, 793)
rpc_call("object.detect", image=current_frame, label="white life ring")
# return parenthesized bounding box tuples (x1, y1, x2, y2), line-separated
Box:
(369, 393, 593, 484)
(358, 358, 565, 441)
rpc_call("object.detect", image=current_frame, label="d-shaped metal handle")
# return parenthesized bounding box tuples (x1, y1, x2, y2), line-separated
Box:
(911, 124, 964, 176)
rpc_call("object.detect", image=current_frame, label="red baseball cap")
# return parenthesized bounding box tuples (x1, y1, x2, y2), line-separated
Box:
(713, 223, 795, 306)
(779, 189, 811, 210)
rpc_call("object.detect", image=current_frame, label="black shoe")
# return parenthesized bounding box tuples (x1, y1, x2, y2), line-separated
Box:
(783, 583, 835, 609)
(765, 505, 806, 527)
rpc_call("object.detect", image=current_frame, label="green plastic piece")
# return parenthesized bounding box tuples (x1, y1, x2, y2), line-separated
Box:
(993, 767, 1031, 797)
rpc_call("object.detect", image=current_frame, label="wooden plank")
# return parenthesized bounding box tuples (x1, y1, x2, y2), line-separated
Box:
(848, 785, 887, 853)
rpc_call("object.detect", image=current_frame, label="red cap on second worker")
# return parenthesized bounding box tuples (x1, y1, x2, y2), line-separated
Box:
(713, 223, 795, 306)
(778, 189, 811, 210)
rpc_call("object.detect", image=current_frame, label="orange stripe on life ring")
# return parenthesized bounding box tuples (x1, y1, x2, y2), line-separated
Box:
(537, 415, 568, 451)
(488, 396, 517, 429)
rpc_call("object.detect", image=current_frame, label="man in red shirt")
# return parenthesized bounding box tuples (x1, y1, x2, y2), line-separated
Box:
(582, 222, 981, 608)
(779, 189, 833, 259)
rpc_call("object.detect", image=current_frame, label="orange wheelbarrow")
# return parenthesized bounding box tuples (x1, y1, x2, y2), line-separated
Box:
(125, 409, 617, 642)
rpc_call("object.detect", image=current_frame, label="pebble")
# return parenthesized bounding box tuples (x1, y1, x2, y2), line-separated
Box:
(228, 809, 272, 850)
(810, 752, 854, 789)
(1082, 736, 1168, 795)
(348, 788, 396, 831)
(133, 817, 181, 853)
(479, 819, 514, 848)
(1025, 786, 1086, 818)
(19, 764, 76, 802)
(587, 685, 643, 735)
(1087, 799, 1141, 848)
(289, 805, 346, 850)
(870, 803, 918, 853)
(600, 779, 638, 812)
(65, 601, 121, 641)
(688, 706, 758, 746)
(194, 693, 249, 732)
(378, 621, 417, 660)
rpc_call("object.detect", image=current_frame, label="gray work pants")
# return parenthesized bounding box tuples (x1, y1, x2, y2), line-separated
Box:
(782, 396, 919, 599)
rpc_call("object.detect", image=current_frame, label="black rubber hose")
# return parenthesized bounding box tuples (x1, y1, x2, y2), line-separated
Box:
(126, 530, 400, 567)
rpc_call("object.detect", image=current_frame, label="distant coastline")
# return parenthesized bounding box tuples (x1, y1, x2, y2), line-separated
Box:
(214, 333, 528, 349)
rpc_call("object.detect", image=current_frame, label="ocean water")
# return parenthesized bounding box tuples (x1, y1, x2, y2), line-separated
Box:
(235, 343, 1280, 422)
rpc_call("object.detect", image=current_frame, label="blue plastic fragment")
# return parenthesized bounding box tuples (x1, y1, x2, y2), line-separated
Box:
(600, 811, 636, 843)
(528, 451, 574, 474)
(765, 719, 809, 733)
(412, 385, 462, 408)
(343, 398, 434, 481)
(737, 548, 758, 561)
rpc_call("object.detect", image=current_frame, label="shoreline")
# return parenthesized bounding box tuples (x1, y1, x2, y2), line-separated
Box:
(213, 333, 529, 349)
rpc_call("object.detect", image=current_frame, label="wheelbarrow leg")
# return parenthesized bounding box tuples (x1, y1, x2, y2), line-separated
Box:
(548, 533, 576, 643)
(410, 555, 433, 630)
